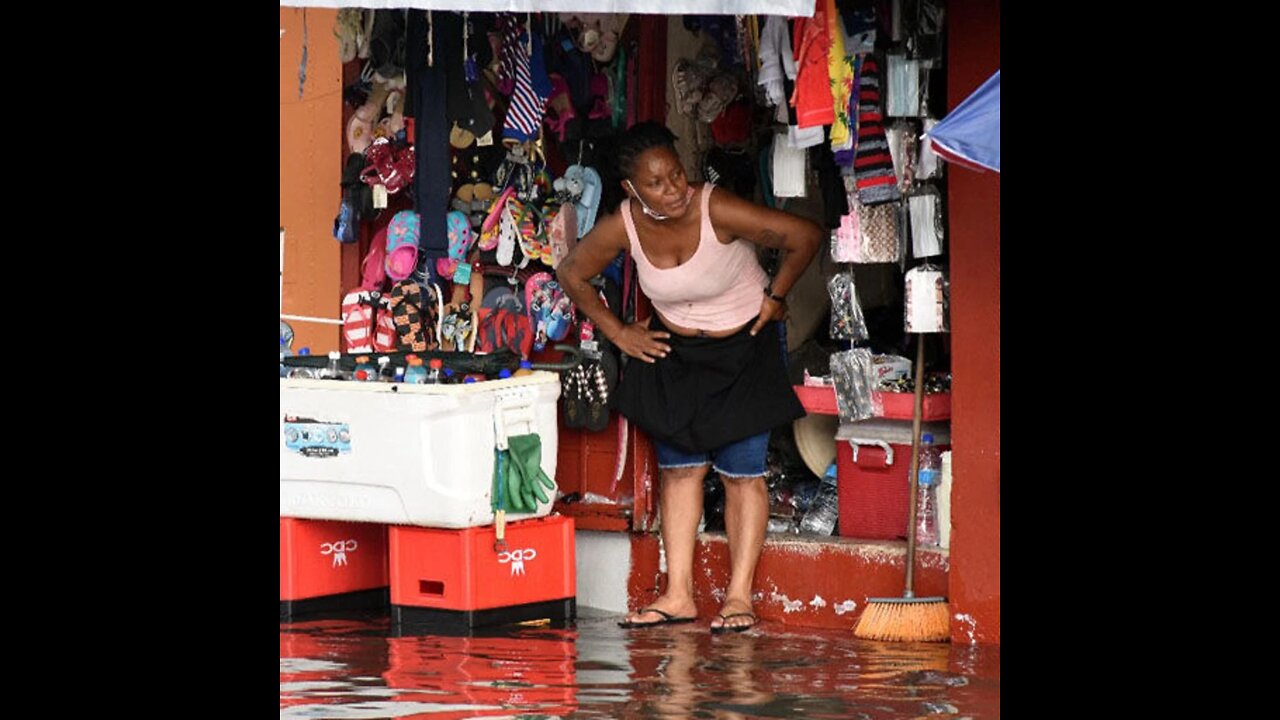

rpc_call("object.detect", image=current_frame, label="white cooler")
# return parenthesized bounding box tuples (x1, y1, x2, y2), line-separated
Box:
(280, 372, 560, 528)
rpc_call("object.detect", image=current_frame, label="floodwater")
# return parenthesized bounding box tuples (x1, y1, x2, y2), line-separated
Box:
(280, 607, 1000, 719)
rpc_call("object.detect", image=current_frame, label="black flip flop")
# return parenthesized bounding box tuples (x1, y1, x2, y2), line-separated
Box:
(584, 355, 616, 433)
(617, 607, 697, 629)
(710, 612, 759, 634)
(561, 366, 585, 429)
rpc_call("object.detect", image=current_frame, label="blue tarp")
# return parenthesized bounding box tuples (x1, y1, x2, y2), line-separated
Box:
(926, 70, 999, 173)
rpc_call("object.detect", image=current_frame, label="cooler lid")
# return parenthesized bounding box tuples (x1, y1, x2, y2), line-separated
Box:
(836, 419, 951, 445)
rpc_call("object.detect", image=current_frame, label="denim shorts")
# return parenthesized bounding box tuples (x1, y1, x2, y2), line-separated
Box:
(655, 431, 771, 478)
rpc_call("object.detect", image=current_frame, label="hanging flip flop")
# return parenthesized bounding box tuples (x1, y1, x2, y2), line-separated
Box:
(560, 365, 586, 429)
(544, 292, 575, 344)
(388, 279, 440, 352)
(571, 165, 602, 237)
(480, 185, 516, 251)
(453, 183, 476, 214)
(439, 302, 478, 352)
(496, 200, 522, 266)
(524, 272, 557, 351)
(584, 351, 617, 432)
(515, 202, 552, 265)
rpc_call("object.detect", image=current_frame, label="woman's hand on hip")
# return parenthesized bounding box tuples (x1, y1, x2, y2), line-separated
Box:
(750, 296, 787, 336)
(610, 323, 672, 363)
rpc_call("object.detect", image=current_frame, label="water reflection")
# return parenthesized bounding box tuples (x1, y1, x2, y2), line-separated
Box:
(280, 609, 999, 719)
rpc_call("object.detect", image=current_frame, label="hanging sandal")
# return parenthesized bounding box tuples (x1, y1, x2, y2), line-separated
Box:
(334, 9, 363, 64)
(384, 210, 421, 282)
(583, 353, 615, 433)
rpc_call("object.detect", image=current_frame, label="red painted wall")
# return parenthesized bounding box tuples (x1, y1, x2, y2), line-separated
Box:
(628, 535, 949, 631)
(946, 0, 1000, 644)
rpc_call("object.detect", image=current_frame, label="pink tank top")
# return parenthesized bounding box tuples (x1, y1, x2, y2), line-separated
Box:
(622, 183, 768, 331)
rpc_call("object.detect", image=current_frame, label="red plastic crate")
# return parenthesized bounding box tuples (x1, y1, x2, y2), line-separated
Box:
(794, 386, 951, 420)
(280, 517, 389, 617)
(835, 420, 950, 540)
(390, 515, 575, 626)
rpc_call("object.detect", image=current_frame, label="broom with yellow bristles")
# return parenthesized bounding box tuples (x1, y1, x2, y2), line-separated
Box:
(853, 335, 950, 642)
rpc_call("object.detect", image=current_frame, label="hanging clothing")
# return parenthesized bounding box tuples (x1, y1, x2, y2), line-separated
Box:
(494, 13, 523, 96)
(790, 0, 834, 129)
(502, 28, 552, 142)
(408, 9, 450, 272)
(757, 15, 797, 125)
(852, 55, 900, 205)
(788, 124, 825, 149)
(611, 313, 805, 454)
(825, 0, 853, 150)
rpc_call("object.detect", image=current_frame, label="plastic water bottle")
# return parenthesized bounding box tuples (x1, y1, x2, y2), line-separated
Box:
(800, 463, 840, 536)
(915, 433, 941, 547)
(319, 351, 346, 380)
(377, 356, 393, 381)
(280, 339, 293, 377)
(425, 358, 443, 384)
(353, 355, 378, 382)
(286, 347, 317, 379)
(513, 360, 535, 377)
(404, 357, 427, 384)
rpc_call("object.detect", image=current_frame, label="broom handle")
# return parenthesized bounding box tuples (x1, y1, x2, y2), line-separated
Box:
(903, 334, 927, 598)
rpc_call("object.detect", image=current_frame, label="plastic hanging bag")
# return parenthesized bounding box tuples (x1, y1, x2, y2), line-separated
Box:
(830, 210, 860, 262)
(917, 118, 943, 179)
(909, 186, 944, 258)
(828, 272, 868, 341)
(904, 263, 950, 333)
(854, 198, 902, 264)
(886, 53, 920, 117)
(830, 348, 881, 423)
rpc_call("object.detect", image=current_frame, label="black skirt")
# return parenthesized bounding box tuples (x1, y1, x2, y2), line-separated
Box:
(611, 314, 806, 453)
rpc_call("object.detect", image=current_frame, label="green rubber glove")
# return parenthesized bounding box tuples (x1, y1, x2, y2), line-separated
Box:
(505, 449, 531, 512)
(507, 433, 556, 509)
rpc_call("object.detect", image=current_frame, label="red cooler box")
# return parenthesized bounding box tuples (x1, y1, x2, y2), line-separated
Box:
(835, 419, 951, 540)
(390, 514, 576, 630)
(280, 517, 389, 620)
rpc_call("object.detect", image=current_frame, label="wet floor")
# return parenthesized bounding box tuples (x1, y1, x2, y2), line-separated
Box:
(280, 607, 999, 719)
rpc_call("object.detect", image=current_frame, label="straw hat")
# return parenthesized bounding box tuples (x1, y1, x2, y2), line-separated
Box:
(792, 413, 838, 478)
